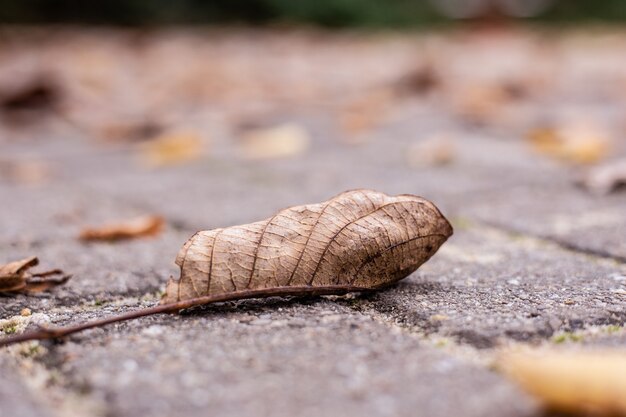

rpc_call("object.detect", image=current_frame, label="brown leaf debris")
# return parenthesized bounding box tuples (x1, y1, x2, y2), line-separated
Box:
(0, 257, 71, 294)
(394, 65, 440, 97)
(0, 75, 61, 125)
(162, 189, 453, 304)
(79, 215, 165, 242)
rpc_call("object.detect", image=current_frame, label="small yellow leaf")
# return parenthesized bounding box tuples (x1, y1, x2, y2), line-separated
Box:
(527, 124, 610, 164)
(238, 123, 310, 160)
(498, 348, 626, 416)
(140, 131, 204, 167)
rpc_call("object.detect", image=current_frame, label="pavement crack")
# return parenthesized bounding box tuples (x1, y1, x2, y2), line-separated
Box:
(466, 219, 626, 265)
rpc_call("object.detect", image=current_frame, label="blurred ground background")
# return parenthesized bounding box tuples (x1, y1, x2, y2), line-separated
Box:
(1, 2, 626, 417)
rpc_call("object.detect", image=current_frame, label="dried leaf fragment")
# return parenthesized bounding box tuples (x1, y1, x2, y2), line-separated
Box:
(79, 215, 164, 242)
(0, 75, 61, 124)
(394, 66, 440, 97)
(498, 349, 626, 416)
(162, 189, 452, 304)
(99, 120, 162, 143)
(0, 257, 71, 294)
(238, 123, 310, 159)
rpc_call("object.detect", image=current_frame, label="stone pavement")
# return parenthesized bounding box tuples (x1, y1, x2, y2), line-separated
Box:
(1, 28, 625, 417)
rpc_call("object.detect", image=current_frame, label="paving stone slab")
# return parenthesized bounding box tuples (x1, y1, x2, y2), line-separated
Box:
(2, 28, 626, 417)
(61, 135, 568, 233)
(356, 224, 626, 348)
(459, 183, 626, 261)
(0, 229, 189, 316)
(0, 356, 55, 417)
(34, 302, 537, 417)
(0, 182, 163, 246)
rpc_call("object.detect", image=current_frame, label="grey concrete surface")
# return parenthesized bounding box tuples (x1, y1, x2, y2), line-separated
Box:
(1, 28, 626, 417)
(43, 304, 538, 417)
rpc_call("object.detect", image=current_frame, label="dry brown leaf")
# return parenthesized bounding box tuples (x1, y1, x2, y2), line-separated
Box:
(528, 124, 610, 164)
(98, 120, 162, 143)
(407, 135, 456, 168)
(579, 158, 626, 195)
(0, 257, 71, 294)
(0, 75, 61, 125)
(79, 215, 164, 242)
(162, 189, 452, 304)
(238, 123, 310, 159)
(498, 349, 626, 416)
(394, 66, 440, 97)
(139, 131, 204, 167)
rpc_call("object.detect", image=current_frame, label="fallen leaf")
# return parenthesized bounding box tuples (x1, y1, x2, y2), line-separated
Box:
(139, 131, 204, 167)
(0, 257, 71, 294)
(394, 65, 440, 96)
(407, 135, 456, 168)
(578, 158, 626, 195)
(79, 215, 165, 242)
(527, 124, 610, 164)
(0, 75, 61, 124)
(498, 349, 626, 416)
(238, 123, 310, 159)
(99, 120, 163, 143)
(162, 189, 452, 303)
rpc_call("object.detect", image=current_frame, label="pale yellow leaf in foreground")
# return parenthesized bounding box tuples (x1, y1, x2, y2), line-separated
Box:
(238, 123, 310, 159)
(498, 349, 626, 416)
